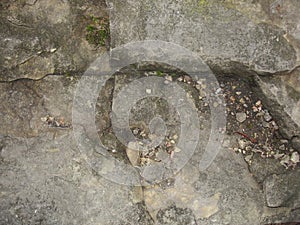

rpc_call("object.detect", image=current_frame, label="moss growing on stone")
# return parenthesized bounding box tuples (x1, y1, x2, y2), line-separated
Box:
(197, 0, 209, 8)
(184, 0, 212, 19)
(86, 15, 110, 47)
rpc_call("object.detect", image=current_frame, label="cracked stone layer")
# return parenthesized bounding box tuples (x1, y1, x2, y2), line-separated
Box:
(106, 0, 300, 149)
(0, 0, 108, 81)
(0, 75, 154, 225)
(253, 70, 300, 140)
(107, 0, 298, 75)
(264, 169, 300, 208)
(0, 69, 299, 224)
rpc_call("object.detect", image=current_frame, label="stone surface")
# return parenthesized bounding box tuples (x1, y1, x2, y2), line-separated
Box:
(156, 205, 197, 225)
(0, 0, 108, 81)
(0, 76, 154, 225)
(249, 154, 286, 184)
(292, 136, 300, 152)
(111, 71, 265, 224)
(1, 0, 300, 224)
(144, 149, 264, 224)
(107, 0, 300, 157)
(254, 69, 300, 139)
(0, 134, 153, 225)
(0, 67, 299, 224)
(264, 169, 300, 208)
(236, 112, 247, 123)
(107, 0, 298, 75)
(0, 76, 75, 138)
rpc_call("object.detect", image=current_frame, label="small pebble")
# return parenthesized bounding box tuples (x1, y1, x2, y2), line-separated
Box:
(263, 110, 272, 122)
(280, 155, 290, 167)
(278, 144, 285, 151)
(230, 96, 236, 103)
(238, 139, 248, 149)
(252, 106, 258, 112)
(244, 154, 253, 163)
(50, 48, 57, 53)
(165, 75, 173, 82)
(245, 146, 252, 151)
(213, 102, 219, 108)
(274, 153, 284, 159)
(195, 84, 201, 90)
(290, 152, 299, 164)
(255, 100, 262, 106)
(291, 136, 300, 150)
(262, 121, 270, 128)
(256, 111, 264, 117)
(280, 139, 289, 144)
(239, 98, 245, 104)
(215, 88, 222, 94)
(146, 89, 152, 94)
(236, 112, 247, 123)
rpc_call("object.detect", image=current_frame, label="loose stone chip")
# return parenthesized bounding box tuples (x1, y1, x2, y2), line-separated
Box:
(41, 115, 71, 128)
(126, 142, 141, 167)
(236, 112, 247, 123)
(280, 155, 290, 168)
(290, 151, 299, 164)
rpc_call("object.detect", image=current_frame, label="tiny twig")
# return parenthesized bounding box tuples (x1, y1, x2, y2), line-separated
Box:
(235, 131, 257, 144)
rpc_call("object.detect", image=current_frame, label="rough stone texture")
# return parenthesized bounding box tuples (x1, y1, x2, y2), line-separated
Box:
(156, 205, 197, 225)
(107, 0, 300, 151)
(292, 136, 300, 151)
(1, 0, 300, 224)
(109, 71, 298, 224)
(249, 154, 286, 184)
(0, 134, 153, 225)
(0, 70, 299, 224)
(264, 169, 300, 209)
(0, 0, 108, 81)
(0, 76, 75, 138)
(144, 147, 264, 225)
(107, 0, 298, 75)
(253, 69, 300, 140)
(0, 76, 154, 225)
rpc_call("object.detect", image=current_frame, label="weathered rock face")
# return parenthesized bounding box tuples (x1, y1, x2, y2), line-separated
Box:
(1, 1, 300, 224)
(106, 0, 300, 140)
(254, 69, 300, 138)
(0, 0, 108, 81)
(1, 0, 299, 128)
(0, 76, 155, 225)
(264, 169, 300, 208)
(107, 0, 298, 75)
